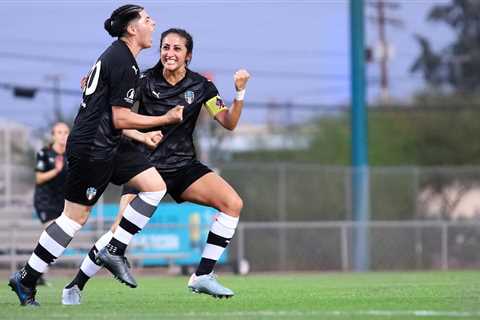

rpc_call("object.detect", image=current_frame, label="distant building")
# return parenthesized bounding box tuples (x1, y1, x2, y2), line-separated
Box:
(418, 183, 480, 219)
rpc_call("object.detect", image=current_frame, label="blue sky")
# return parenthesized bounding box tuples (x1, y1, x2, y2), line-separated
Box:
(0, 0, 452, 128)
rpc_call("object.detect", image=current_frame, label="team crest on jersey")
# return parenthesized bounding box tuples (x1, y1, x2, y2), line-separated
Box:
(85, 187, 97, 201)
(184, 91, 195, 104)
(125, 88, 135, 104)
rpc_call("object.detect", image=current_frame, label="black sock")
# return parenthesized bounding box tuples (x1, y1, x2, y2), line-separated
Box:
(20, 264, 41, 288)
(106, 238, 127, 256)
(65, 269, 90, 290)
(195, 258, 216, 276)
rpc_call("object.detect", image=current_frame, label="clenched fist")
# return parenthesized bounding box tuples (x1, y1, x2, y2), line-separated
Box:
(144, 130, 163, 149)
(165, 105, 184, 124)
(55, 155, 64, 172)
(234, 69, 250, 91)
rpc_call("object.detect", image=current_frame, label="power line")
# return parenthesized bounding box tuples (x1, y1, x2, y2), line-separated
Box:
(0, 81, 350, 110)
(0, 51, 92, 66)
(0, 38, 350, 58)
(0, 82, 80, 96)
(0, 51, 350, 80)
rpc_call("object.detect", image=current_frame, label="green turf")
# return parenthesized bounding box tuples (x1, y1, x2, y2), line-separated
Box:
(1, 271, 479, 320)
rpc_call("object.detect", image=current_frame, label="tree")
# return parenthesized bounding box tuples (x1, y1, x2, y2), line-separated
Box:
(411, 0, 480, 94)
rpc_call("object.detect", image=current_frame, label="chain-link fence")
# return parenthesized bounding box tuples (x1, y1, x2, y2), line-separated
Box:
(219, 163, 480, 221)
(231, 220, 480, 272)
(2, 121, 480, 272)
(6, 162, 480, 221)
(1, 219, 479, 272)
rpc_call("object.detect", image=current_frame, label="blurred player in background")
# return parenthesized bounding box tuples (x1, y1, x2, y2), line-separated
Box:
(34, 122, 69, 226)
(8, 4, 184, 307)
(62, 28, 250, 304)
(33, 122, 69, 285)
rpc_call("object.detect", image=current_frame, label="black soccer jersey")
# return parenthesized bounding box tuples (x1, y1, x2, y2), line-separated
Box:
(137, 69, 227, 171)
(67, 40, 139, 160)
(33, 146, 67, 214)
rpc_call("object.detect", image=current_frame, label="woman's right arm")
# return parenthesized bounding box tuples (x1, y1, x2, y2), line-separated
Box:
(36, 155, 63, 185)
(36, 169, 60, 185)
(112, 105, 184, 130)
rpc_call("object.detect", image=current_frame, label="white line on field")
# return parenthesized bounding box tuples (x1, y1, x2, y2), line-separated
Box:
(46, 310, 480, 319)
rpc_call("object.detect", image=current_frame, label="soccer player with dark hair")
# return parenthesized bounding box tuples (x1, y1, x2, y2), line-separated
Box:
(8, 5, 184, 307)
(62, 28, 250, 304)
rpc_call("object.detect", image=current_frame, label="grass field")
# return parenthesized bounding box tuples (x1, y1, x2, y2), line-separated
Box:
(1, 271, 479, 320)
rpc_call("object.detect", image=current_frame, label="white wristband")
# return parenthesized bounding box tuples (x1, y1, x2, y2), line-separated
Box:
(235, 89, 246, 101)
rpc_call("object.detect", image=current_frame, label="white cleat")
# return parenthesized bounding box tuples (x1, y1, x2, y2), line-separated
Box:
(62, 285, 81, 305)
(188, 273, 234, 299)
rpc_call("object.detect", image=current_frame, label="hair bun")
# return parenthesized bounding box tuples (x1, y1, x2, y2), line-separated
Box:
(104, 17, 121, 37)
(105, 4, 143, 38)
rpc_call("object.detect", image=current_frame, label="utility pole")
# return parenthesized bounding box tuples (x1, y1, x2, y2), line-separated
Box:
(367, 0, 402, 104)
(45, 74, 64, 122)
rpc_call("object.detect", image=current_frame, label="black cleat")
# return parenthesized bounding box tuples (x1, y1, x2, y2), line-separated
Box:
(8, 271, 40, 306)
(95, 247, 137, 288)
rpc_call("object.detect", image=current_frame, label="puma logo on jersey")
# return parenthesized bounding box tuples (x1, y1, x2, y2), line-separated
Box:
(132, 65, 138, 75)
(152, 90, 160, 99)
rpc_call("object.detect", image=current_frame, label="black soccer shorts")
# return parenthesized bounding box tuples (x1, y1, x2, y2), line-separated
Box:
(122, 160, 212, 203)
(65, 140, 153, 206)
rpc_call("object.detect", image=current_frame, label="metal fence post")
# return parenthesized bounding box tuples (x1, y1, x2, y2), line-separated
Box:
(278, 164, 288, 271)
(5, 126, 12, 207)
(413, 167, 419, 216)
(10, 222, 16, 274)
(345, 167, 352, 220)
(236, 224, 245, 269)
(414, 224, 423, 270)
(441, 222, 448, 270)
(341, 223, 349, 271)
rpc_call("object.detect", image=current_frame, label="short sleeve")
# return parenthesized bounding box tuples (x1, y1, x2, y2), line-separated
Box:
(202, 81, 227, 118)
(109, 63, 138, 109)
(35, 150, 47, 172)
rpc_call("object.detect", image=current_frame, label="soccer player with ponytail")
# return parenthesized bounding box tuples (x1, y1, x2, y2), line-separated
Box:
(63, 28, 250, 303)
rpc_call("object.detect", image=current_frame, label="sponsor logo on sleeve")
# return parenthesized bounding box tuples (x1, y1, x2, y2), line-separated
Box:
(124, 88, 135, 104)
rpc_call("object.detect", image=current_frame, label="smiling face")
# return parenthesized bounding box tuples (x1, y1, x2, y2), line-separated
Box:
(160, 33, 192, 72)
(130, 9, 156, 49)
